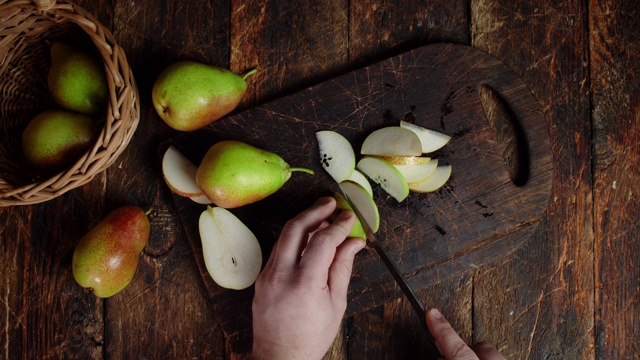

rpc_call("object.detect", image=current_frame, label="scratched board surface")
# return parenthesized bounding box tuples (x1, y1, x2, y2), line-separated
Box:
(166, 43, 553, 354)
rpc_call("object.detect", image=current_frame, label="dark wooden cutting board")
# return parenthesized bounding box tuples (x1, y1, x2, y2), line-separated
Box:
(164, 43, 553, 354)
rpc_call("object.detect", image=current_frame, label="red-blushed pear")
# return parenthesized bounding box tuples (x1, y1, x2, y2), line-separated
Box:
(399, 120, 451, 153)
(72, 206, 150, 298)
(357, 156, 409, 203)
(316, 130, 355, 183)
(199, 206, 262, 290)
(338, 180, 380, 233)
(196, 140, 314, 208)
(152, 61, 257, 131)
(162, 145, 204, 197)
(408, 165, 452, 193)
(361, 126, 422, 156)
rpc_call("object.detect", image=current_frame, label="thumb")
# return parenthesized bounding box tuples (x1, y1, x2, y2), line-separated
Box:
(328, 237, 365, 302)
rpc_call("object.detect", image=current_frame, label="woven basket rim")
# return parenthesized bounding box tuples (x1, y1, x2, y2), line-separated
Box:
(0, 0, 140, 206)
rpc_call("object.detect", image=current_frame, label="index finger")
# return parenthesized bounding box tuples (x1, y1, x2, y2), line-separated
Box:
(426, 308, 479, 360)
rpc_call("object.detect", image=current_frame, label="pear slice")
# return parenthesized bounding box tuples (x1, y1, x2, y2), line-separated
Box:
(393, 159, 438, 183)
(332, 192, 367, 238)
(357, 156, 409, 202)
(408, 165, 452, 193)
(400, 120, 451, 153)
(190, 194, 213, 205)
(361, 126, 422, 156)
(199, 206, 262, 290)
(316, 130, 355, 183)
(162, 145, 204, 197)
(338, 180, 380, 233)
(378, 155, 432, 166)
(346, 169, 373, 197)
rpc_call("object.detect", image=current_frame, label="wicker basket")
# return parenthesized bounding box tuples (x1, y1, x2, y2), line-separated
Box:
(0, 0, 139, 206)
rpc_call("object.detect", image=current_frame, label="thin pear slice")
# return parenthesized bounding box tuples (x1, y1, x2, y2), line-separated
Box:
(346, 169, 373, 197)
(400, 120, 451, 153)
(190, 194, 213, 204)
(332, 192, 366, 238)
(357, 156, 409, 202)
(199, 206, 262, 290)
(361, 126, 422, 156)
(316, 130, 355, 183)
(393, 159, 438, 183)
(408, 165, 452, 193)
(339, 180, 380, 233)
(378, 155, 432, 166)
(162, 145, 204, 197)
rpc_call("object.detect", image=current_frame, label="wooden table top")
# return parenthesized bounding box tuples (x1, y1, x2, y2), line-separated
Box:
(1, 1, 638, 359)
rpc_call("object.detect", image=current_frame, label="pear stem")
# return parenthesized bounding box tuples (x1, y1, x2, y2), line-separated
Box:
(290, 167, 315, 175)
(242, 68, 258, 80)
(145, 206, 155, 216)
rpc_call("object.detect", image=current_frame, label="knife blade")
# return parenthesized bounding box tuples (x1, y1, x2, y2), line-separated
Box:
(340, 192, 437, 345)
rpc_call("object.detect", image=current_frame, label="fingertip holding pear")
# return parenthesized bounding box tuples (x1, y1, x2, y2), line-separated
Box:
(152, 61, 256, 131)
(72, 206, 150, 298)
(195, 140, 314, 208)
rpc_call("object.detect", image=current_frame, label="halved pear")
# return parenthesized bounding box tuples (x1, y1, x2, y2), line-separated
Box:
(162, 145, 204, 197)
(198, 206, 262, 290)
(400, 120, 451, 153)
(346, 169, 373, 197)
(378, 155, 432, 166)
(338, 180, 380, 233)
(393, 159, 438, 183)
(361, 126, 422, 156)
(408, 165, 452, 193)
(357, 156, 409, 202)
(332, 192, 367, 238)
(316, 130, 355, 183)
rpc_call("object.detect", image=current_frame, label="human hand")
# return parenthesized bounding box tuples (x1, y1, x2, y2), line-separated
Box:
(251, 197, 366, 360)
(426, 308, 505, 360)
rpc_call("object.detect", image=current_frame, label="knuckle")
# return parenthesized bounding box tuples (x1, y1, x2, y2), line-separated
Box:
(448, 341, 478, 360)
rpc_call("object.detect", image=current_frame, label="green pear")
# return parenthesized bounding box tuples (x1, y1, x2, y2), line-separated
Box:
(72, 206, 150, 298)
(331, 193, 366, 239)
(151, 61, 257, 131)
(48, 42, 108, 115)
(196, 140, 313, 208)
(22, 110, 97, 170)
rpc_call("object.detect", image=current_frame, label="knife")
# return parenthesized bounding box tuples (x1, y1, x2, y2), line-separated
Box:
(340, 192, 438, 347)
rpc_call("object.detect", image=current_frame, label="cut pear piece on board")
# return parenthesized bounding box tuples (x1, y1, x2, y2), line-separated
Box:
(400, 120, 451, 153)
(361, 126, 422, 156)
(332, 192, 367, 239)
(190, 194, 213, 205)
(378, 155, 432, 166)
(339, 180, 380, 233)
(357, 156, 409, 202)
(346, 169, 373, 197)
(393, 159, 438, 183)
(162, 145, 204, 197)
(199, 206, 262, 290)
(408, 165, 452, 193)
(316, 130, 355, 183)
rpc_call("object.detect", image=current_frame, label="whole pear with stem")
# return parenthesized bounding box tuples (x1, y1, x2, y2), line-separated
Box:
(196, 140, 314, 208)
(152, 61, 257, 131)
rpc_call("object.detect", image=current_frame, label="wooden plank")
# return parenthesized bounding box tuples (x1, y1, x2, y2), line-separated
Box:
(470, 1, 594, 358)
(590, 2, 640, 359)
(99, 0, 230, 358)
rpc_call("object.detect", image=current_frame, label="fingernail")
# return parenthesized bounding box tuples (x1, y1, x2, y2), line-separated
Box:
(337, 210, 354, 221)
(355, 239, 366, 252)
(429, 308, 443, 320)
(315, 197, 333, 206)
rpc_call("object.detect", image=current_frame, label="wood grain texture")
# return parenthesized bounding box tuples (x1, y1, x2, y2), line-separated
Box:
(590, 1, 640, 359)
(471, 0, 594, 358)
